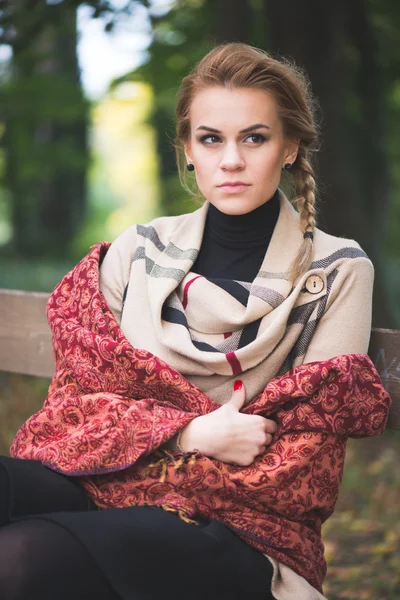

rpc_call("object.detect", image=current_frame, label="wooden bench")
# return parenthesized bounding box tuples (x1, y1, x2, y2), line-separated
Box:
(0, 288, 399, 429)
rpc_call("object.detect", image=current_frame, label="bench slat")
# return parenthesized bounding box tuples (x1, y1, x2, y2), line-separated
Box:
(368, 328, 400, 430)
(0, 289, 54, 378)
(1, 289, 399, 428)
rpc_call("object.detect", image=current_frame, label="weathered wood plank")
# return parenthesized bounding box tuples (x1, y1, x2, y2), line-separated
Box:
(0, 289, 399, 428)
(368, 328, 400, 430)
(0, 289, 53, 378)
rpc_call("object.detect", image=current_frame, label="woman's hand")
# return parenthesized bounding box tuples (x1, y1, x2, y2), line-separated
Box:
(178, 381, 277, 466)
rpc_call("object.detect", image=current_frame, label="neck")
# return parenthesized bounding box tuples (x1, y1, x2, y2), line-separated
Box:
(205, 189, 280, 248)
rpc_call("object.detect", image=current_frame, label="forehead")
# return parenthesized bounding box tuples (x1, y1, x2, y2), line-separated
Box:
(189, 86, 280, 128)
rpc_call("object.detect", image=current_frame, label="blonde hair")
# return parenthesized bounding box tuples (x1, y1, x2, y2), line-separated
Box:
(173, 42, 321, 284)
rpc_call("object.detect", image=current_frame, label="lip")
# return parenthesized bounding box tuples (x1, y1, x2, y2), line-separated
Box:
(218, 183, 250, 194)
(218, 181, 249, 186)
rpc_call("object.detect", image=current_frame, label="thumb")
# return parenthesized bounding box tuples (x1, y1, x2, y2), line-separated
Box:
(228, 380, 246, 411)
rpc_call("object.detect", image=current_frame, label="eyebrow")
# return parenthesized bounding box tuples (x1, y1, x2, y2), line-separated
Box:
(196, 123, 270, 134)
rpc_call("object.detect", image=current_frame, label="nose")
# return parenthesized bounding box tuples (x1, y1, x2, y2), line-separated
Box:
(219, 142, 245, 170)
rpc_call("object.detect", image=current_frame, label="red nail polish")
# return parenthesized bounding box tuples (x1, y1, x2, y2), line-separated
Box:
(234, 380, 243, 391)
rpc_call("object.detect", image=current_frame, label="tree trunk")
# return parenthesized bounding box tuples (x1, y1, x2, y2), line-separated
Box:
(3, 2, 88, 259)
(209, 0, 253, 44)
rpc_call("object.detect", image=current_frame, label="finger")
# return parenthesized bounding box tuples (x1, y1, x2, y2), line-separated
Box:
(263, 433, 272, 446)
(228, 380, 246, 411)
(258, 445, 268, 455)
(264, 419, 278, 435)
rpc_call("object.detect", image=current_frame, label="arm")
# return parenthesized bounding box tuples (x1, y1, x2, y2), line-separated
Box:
(10, 390, 198, 476)
(302, 256, 374, 364)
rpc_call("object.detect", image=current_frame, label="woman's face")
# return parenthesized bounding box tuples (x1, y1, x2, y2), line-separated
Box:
(184, 86, 299, 215)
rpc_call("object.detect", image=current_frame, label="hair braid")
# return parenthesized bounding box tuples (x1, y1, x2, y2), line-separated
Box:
(286, 149, 318, 283)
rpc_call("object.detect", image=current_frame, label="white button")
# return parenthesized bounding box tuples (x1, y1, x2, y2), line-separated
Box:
(305, 275, 324, 294)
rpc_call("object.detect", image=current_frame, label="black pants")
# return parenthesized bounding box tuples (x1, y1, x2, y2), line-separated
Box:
(0, 455, 275, 600)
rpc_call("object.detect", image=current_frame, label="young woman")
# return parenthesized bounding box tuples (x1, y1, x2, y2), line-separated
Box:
(0, 43, 380, 600)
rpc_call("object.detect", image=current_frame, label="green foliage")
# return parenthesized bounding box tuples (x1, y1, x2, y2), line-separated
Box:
(0, 257, 74, 291)
(0, 76, 89, 180)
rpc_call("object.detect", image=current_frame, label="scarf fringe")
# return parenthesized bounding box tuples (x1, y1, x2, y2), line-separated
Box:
(142, 449, 200, 524)
(143, 448, 199, 484)
(160, 503, 199, 526)
(137, 498, 200, 526)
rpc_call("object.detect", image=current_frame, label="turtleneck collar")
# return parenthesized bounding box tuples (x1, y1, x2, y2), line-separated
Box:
(205, 188, 280, 248)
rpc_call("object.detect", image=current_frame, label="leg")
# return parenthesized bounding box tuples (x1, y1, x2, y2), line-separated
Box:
(0, 456, 96, 527)
(0, 518, 121, 600)
(0, 457, 274, 599)
(41, 505, 275, 600)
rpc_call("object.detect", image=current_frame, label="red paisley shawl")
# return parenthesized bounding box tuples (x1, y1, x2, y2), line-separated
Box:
(10, 242, 392, 593)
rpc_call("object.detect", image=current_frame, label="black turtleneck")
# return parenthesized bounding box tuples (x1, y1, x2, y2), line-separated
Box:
(192, 189, 280, 283)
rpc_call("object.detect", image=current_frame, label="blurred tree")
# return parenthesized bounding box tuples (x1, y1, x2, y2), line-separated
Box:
(0, 0, 89, 258)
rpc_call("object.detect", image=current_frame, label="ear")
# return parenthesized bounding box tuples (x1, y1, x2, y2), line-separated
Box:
(184, 141, 193, 164)
(284, 138, 300, 166)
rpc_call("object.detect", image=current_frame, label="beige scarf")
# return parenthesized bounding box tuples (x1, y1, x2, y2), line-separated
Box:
(100, 189, 371, 405)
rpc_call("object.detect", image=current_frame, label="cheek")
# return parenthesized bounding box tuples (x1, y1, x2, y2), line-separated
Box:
(193, 161, 207, 180)
(192, 153, 213, 186)
(253, 153, 281, 180)
(193, 165, 210, 195)
(260, 145, 285, 174)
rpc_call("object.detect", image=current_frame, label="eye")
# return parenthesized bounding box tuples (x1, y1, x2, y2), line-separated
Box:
(246, 133, 267, 144)
(199, 134, 221, 145)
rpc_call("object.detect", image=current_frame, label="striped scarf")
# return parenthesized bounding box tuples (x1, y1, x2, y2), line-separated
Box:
(117, 189, 370, 404)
